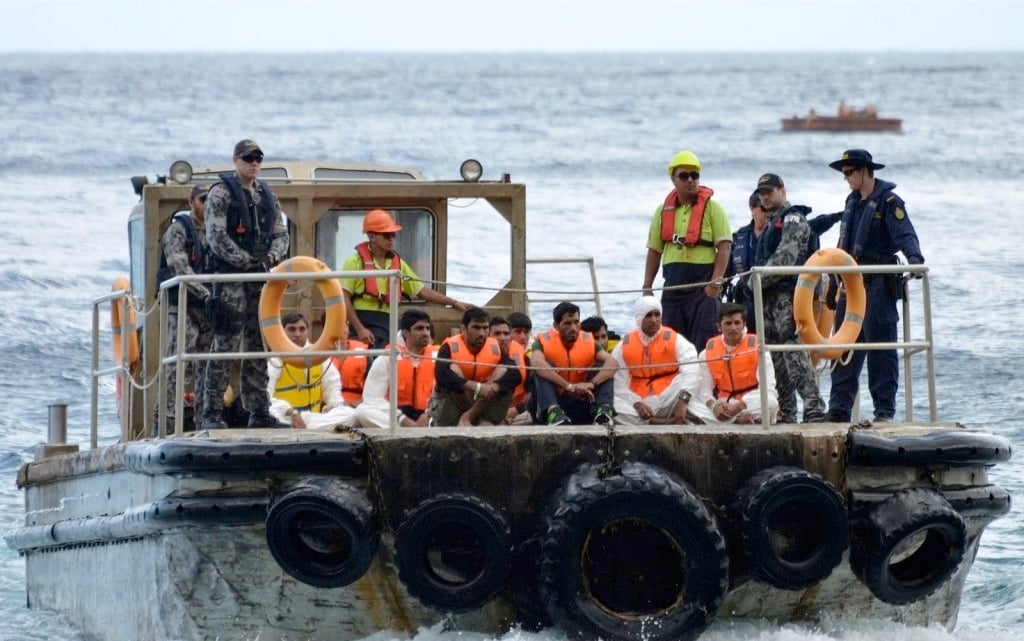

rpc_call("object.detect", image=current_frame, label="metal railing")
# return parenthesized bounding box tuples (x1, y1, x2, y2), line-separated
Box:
(526, 257, 602, 316)
(93, 269, 409, 446)
(748, 262, 933, 427)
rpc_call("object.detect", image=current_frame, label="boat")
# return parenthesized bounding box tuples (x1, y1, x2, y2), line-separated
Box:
(782, 102, 903, 132)
(4, 158, 1011, 641)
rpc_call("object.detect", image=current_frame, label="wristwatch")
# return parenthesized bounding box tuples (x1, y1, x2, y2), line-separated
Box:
(678, 390, 692, 403)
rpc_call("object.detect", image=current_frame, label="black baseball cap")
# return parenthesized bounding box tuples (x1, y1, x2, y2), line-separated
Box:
(756, 173, 784, 191)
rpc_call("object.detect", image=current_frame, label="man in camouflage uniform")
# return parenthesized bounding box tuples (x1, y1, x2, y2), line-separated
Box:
(152, 183, 213, 435)
(201, 140, 289, 429)
(751, 173, 826, 423)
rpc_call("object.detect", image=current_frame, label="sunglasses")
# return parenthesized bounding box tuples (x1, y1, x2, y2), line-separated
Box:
(673, 171, 700, 181)
(239, 153, 264, 164)
(841, 167, 860, 177)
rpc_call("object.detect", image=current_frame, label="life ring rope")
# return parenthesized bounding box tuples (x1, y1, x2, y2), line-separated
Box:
(258, 256, 348, 368)
(792, 248, 866, 361)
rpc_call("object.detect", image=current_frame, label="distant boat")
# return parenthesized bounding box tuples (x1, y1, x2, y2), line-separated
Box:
(782, 102, 902, 133)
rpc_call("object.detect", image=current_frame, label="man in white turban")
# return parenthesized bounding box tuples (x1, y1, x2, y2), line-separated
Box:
(610, 296, 700, 424)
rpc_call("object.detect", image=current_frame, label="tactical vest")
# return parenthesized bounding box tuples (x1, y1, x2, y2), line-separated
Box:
(208, 172, 278, 273)
(155, 212, 206, 305)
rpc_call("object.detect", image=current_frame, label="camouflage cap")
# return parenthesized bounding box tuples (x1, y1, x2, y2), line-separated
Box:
(190, 183, 210, 199)
(233, 139, 262, 158)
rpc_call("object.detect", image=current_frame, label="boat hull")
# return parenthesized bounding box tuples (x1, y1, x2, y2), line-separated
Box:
(7, 425, 1011, 641)
(781, 117, 903, 132)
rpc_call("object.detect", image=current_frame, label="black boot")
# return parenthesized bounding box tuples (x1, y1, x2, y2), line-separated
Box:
(247, 410, 284, 428)
(201, 412, 228, 430)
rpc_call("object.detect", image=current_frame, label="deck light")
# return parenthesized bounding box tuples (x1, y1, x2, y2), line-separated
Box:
(168, 160, 193, 185)
(460, 159, 483, 182)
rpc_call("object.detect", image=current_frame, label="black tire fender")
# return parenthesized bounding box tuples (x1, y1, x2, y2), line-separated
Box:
(850, 488, 967, 605)
(734, 466, 848, 590)
(538, 462, 729, 641)
(265, 476, 378, 588)
(394, 493, 512, 613)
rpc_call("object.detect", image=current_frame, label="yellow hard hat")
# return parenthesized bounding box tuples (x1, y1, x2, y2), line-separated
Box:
(667, 150, 702, 175)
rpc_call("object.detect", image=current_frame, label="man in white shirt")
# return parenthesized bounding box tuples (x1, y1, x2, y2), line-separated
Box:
(356, 310, 436, 428)
(611, 296, 700, 425)
(691, 303, 779, 425)
(267, 313, 358, 430)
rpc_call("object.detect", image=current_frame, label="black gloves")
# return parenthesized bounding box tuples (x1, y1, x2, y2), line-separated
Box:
(257, 254, 275, 272)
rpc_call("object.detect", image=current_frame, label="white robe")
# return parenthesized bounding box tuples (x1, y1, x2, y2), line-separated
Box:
(611, 328, 701, 425)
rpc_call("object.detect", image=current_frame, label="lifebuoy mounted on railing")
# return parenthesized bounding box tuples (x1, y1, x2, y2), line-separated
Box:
(258, 256, 347, 368)
(793, 248, 866, 361)
(110, 276, 139, 367)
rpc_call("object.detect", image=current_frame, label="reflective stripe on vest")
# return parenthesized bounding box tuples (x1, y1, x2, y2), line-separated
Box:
(444, 335, 502, 383)
(355, 241, 401, 305)
(704, 334, 759, 400)
(620, 328, 680, 397)
(331, 339, 370, 405)
(274, 360, 324, 413)
(393, 345, 437, 411)
(660, 185, 715, 247)
(536, 330, 597, 387)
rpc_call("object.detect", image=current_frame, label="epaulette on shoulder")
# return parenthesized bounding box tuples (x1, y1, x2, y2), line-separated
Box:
(886, 195, 895, 202)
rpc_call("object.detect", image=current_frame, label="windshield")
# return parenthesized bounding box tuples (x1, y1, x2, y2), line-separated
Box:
(316, 208, 435, 287)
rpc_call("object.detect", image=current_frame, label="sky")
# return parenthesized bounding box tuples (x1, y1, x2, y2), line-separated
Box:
(1, 0, 1021, 53)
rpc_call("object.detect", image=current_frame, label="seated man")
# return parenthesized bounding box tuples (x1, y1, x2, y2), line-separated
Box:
(356, 310, 436, 428)
(489, 316, 532, 425)
(267, 313, 358, 430)
(431, 307, 521, 426)
(580, 315, 610, 350)
(531, 301, 617, 426)
(691, 303, 779, 425)
(611, 296, 700, 425)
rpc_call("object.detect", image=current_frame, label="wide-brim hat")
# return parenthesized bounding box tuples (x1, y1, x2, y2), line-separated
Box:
(829, 148, 884, 171)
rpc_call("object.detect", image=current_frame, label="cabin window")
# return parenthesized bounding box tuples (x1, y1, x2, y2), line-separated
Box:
(128, 214, 146, 304)
(315, 208, 436, 289)
(313, 168, 419, 181)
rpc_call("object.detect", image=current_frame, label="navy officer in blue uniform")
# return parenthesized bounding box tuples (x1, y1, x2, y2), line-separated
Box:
(826, 149, 924, 423)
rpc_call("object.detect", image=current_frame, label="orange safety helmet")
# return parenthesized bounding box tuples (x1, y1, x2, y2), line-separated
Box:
(363, 209, 403, 234)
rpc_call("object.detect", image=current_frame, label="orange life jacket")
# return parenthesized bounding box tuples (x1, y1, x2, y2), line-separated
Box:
(355, 242, 401, 304)
(443, 334, 503, 383)
(508, 341, 529, 406)
(619, 328, 680, 397)
(331, 339, 370, 405)
(704, 334, 760, 400)
(536, 330, 597, 388)
(392, 344, 437, 412)
(660, 185, 715, 247)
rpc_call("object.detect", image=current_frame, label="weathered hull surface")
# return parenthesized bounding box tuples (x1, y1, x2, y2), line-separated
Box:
(781, 117, 903, 132)
(7, 424, 1011, 641)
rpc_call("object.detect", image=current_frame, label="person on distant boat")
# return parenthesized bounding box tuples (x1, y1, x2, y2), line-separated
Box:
(530, 301, 617, 426)
(356, 310, 436, 428)
(611, 296, 700, 425)
(152, 183, 213, 436)
(692, 303, 778, 425)
(642, 150, 732, 351)
(201, 139, 289, 429)
(430, 306, 520, 426)
(340, 208, 472, 349)
(267, 313, 357, 430)
(838, 100, 852, 117)
(750, 173, 827, 424)
(489, 316, 532, 425)
(826, 149, 924, 423)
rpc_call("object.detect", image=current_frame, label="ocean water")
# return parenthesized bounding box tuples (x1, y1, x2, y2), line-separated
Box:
(0, 52, 1022, 641)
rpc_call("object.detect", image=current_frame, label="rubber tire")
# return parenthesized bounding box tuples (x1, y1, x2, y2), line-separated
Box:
(395, 493, 512, 613)
(734, 466, 848, 590)
(538, 462, 729, 641)
(265, 476, 378, 588)
(850, 488, 966, 605)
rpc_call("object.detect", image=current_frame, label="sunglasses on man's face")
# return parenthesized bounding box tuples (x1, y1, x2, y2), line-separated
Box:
(842, 167, 860, 177)
(673, 171, 700, 181)
(240, 153, 264, 164)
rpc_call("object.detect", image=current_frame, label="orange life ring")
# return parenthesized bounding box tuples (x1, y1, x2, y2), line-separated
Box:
(793, 248, 865, 361)
(258, 256, 347, 368)
(809, 280, 836, 366)
(110, 276, 139, 367)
